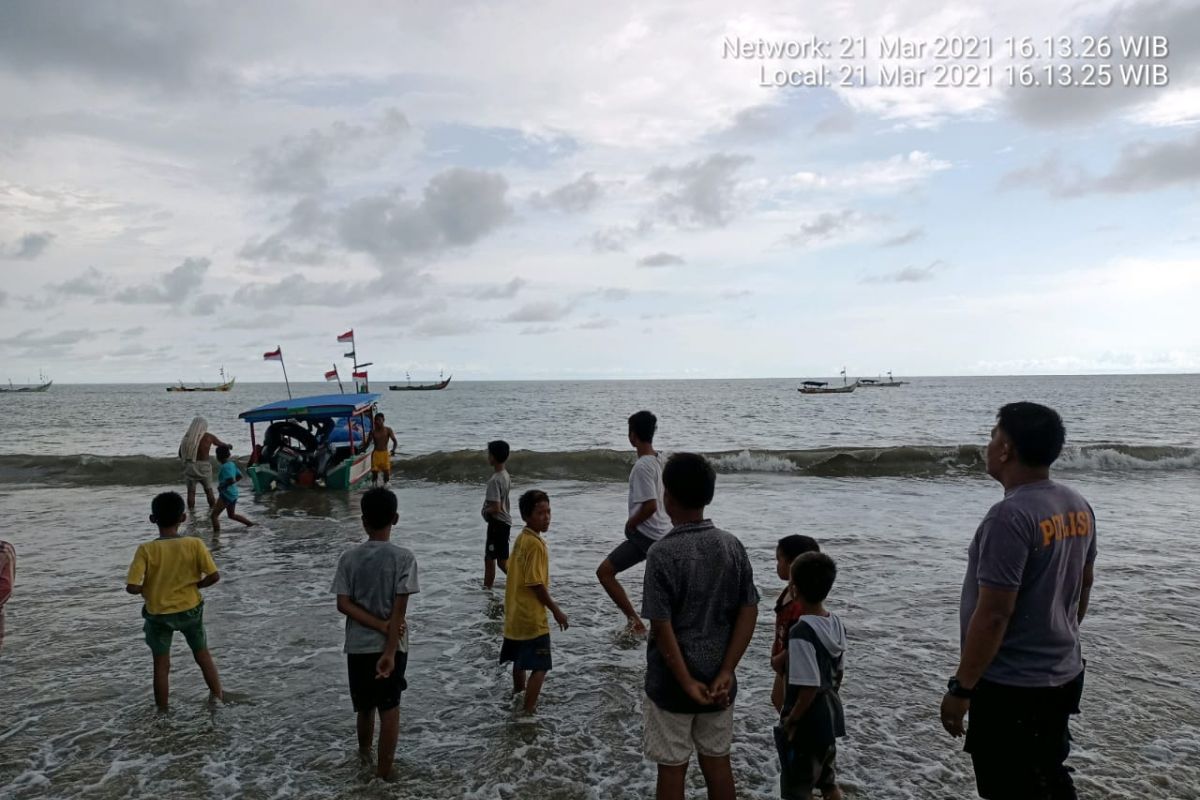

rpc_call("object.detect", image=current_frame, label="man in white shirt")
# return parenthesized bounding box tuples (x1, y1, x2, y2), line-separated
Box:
(596, 410, 672, 634)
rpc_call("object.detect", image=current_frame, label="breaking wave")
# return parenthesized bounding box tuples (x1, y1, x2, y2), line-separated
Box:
(1, 443, 1196, 487)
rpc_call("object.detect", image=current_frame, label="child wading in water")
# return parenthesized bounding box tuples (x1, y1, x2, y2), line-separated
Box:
(331, 487, 419, 780)
(501, 489, 568, 714)
(771, 535, 822, 712)
(125, 491, 223, 710)
(775, 552, 846, 800)
(211, 445, 254, 532)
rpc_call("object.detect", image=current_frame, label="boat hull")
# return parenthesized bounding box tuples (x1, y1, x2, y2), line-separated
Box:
(247, 450, 372, 493)
(167, 379, 236, 393)
(389, 376, 451, 391)
(799, 383, 858, 394)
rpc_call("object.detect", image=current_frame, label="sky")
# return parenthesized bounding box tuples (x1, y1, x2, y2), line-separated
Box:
(1, 0, 1198, 382)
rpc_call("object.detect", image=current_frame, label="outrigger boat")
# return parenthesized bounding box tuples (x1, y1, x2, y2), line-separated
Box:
(390, 371, 452, 391)
(239, 393, 379, 492)
(858, 371, 907, 388)
(799, 368, 858, 394)
(0, 371, 53, 393)
(166, 367, 236, 393)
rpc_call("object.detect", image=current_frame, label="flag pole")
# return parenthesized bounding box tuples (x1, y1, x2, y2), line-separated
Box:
(279, 347, 292, 398)
(334, 364, 344, 395)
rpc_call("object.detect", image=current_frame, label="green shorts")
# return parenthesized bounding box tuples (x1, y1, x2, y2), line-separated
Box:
(142, 603, 207, 655)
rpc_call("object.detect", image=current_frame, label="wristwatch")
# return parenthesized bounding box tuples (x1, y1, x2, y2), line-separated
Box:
(946, 677, 974, 699)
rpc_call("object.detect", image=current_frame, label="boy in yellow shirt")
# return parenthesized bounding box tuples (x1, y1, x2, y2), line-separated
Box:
(501, 489, 568, 714)
(125, 491, 223, 710)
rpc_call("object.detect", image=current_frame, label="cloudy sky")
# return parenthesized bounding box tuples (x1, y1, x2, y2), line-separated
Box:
(1, 0, 1198, 382)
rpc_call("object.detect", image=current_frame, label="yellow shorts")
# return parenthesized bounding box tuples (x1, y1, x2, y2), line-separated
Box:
(371, 449, 391, 473)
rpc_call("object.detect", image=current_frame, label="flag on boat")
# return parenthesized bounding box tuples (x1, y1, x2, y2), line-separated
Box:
(337, 330, 354, 343)
(263, 347, 283, 361)
(324, 368, 339, 382)
(343, 350, 355, 358)
(352, 370, 368, 379)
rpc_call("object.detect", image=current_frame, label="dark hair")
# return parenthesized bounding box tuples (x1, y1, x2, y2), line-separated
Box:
(791, 552, 837, 604)
(151, 491, 186, 528)
(628, 410, 657, 443)
(662, 452, 715, 510)
(361, 487, 398, 530)
(996, 402, 1065, 467)
(374, 412, 385, 421)
(215, 444, 232, 461)
(777, 535, 820, 561)
(518, 489, 550, 521)
(487, 440, 510, 463)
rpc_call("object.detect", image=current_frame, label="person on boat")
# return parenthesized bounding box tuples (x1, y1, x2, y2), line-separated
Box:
(178, 417, 230, 510)
(941, 402, 1096, 800)
(369, 413, 398, 485)
(596, 410, 672, 635)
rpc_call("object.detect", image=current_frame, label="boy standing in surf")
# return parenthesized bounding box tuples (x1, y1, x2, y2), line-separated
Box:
(771, 535, 822, 712)
(596, 410, 672, 634)
(369, 413, 398, 486)
(501, 489, 568, 714)
(775, 552, 846, 800)
(125, 491, 223, 710)
(331, 487, 419, 780)
(211, 445, 254, 532)
(482, 439, 513, 590)
(642, 453, 759, 800)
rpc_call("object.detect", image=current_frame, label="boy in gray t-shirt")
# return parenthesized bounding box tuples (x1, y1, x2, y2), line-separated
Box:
(330, 488, 419, 780)
(482, 440, 512, 590)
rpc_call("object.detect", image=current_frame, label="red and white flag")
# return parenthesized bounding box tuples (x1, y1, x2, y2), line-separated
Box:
(263, 347, 283, 361)
(324, 368, 339, 382)
(352, 370, 368, 379)
(337, 329, 354, 343)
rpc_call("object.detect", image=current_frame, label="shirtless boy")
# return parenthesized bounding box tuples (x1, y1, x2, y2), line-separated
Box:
(369, 413, 398, 485)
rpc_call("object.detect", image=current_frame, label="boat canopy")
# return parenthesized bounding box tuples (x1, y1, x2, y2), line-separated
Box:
(239, 393, 380, 423)
(802, 381, 829, 387)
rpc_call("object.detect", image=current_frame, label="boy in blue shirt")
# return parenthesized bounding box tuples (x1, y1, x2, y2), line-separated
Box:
(211, 445, 254, 532)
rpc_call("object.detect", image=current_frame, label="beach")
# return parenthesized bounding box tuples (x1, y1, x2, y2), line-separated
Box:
(1, 376, 1198, 799)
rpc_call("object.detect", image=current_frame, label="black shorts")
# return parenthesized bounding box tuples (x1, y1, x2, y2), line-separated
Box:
(347, 650, 408, 713)
(499, 634, 552, 672)
(774, 728, 837, 800)
(606, 530, 656, 573)
(485, 519, 511, 561)
(965, 669, 1085, 800)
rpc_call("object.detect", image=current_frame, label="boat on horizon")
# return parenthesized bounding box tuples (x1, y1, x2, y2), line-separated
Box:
(390, 371, 452, 391)
(166, 367, 236, 393)
(799, 368, 857, 394)
(0, 372, 53, 393)
(858, 371, 908, 388)
(239, 393, 380, 492)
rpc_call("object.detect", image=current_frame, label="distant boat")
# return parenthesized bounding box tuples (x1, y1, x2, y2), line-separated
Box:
(0, 372, 53, 393)
(799, 367, 857, 394)
(858, 371, 908, 388)
(390, 372, 452, 391)
(166, 367, 236, 393)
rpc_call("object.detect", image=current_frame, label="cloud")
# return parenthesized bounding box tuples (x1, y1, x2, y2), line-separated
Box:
(1001, 134, 1200, 196)
(0, 2, 216, 90)
(2, 231, 55, 260)
(637, 252, 685, 268)
(879, 228, 925, 248)
(412, 316, 478, 337)
(114, 257, 210, 305)
(862, 260, 946, 284)
(0, 328, 95, 359)
(716, 104, 793, 142)
(337, 168, 512, 262)
(784, 210, 863, 245)
(648, 153, 752, 228)
(503, 301, 572, 323)
(459, 277, 527, 300)
(576, 317, 616, 330)
(788, 151, 950, 194)
(0, 290, 6, 307)
(234, 274, 400, 308)
(249, 109, 410, 195)
(519, 324, 558, 336)
(46, 266, 110, 298)
(192, 294, 224, 316)
(588, 220, 654, 253)
(529, 172, 602, 213)
(239, 196, 331, 265)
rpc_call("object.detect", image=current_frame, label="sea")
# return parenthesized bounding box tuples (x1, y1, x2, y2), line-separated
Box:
(0, 376, 1197, 800)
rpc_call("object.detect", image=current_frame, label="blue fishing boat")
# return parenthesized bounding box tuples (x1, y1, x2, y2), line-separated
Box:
(239, 393, 379, 492)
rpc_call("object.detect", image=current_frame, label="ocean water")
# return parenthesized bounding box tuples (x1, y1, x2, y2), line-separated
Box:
(1, 377, 1198, 799)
